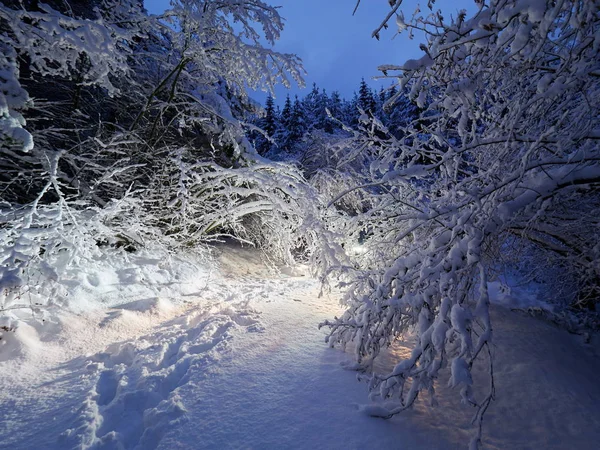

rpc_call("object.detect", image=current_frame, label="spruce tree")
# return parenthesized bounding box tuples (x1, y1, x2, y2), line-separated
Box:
(358, 78, 376, 115)
(316, 88, 330, 131)
(256, 94, 278, 155)
(288, 95, 307, 147)
(301, 83, 321, 130)
(280, 94, 293, 133)
(328, 90, 343, 126)
(345, 91, 360, 127)
(263, 95, 277, 137)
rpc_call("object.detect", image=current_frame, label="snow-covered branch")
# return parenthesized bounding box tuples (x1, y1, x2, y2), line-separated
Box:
(320, 1, 600, 447)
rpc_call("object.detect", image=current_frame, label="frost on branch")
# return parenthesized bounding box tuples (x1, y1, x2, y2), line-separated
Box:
(322, 0, 600, 447)
(0, 44, 32, 153)
(0, 0, 310, 324)
(0, 3, 133, 96)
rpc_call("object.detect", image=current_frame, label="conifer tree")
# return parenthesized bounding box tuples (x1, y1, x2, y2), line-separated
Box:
(281, 94, 292, 129)
(358, 78, 376, 115)
(263, 95, 278, 137)
(327, 90, 344, 129)
(315, 88, 330, 131)
(345, 92, 360, 127)
(256, 94, 278, 155)
(288, 95, 307, 147)
(279, 94, 293, 151)
(301, 83, 325, 131)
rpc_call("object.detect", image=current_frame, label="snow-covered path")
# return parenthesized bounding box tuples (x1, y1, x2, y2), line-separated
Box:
(154, 273, 444, 450)
(1, 245, 600, 449)
(0, 246, 439, 450)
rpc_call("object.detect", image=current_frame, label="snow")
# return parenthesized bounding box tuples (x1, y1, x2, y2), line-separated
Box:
(488, 279, 555, 311)
(1, 244, 600, 449)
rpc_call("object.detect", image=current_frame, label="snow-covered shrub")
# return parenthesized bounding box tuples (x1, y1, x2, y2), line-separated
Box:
(0, 2, 134, 96)
(0, 43, 33, 154)
(0, 0, 313, 324)
(142, 148, 323, 265)
(0, 191, 147, 316)
(320, 1, 600, 447)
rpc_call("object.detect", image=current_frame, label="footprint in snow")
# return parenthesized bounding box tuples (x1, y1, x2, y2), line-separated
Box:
(96, 370, 119, 406)
(70, 306, 258, 450)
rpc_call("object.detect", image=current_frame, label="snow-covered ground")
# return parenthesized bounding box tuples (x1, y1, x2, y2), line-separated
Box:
(1, 244, 600, 449)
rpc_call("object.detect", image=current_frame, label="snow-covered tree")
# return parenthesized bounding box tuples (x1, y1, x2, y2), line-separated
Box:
(301, 83, 321, 129)
(357, 78, 377, 115)
(0, 0, 309, 317)
(320, 1, 600, 447)
(327, 90, 344, 131)
(0, 43, 32, 155)
(279, 95, 307, 152)
(254, 94, 279, 155)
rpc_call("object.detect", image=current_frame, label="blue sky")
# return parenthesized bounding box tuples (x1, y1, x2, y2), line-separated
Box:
(144, 0, 473, 104)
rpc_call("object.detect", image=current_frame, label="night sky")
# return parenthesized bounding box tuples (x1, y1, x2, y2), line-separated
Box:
(144, 0, 474, 104)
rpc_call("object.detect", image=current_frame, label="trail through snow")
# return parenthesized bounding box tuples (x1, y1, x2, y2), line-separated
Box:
(1, 244, 600, 449)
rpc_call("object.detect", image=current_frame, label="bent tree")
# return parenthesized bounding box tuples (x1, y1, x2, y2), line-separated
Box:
(320, 1, 600, 447)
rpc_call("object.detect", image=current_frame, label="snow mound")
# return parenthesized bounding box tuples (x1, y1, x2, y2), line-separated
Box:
(488, 280, 554, 311)
(0, 246, 215, 363)
(0, 314, 42, 362)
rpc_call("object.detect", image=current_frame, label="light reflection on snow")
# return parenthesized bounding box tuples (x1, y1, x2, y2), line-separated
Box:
(351, 245, 367, 255)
